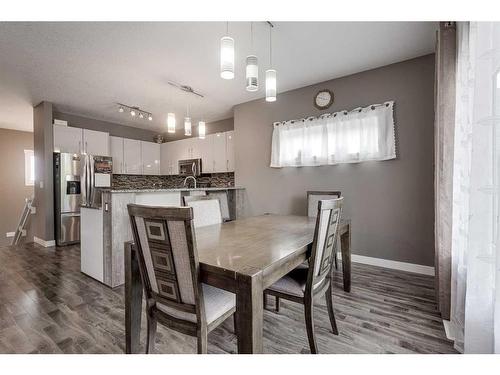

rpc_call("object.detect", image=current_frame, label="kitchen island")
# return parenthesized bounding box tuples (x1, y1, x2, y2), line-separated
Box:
(80, 187, 246, 287)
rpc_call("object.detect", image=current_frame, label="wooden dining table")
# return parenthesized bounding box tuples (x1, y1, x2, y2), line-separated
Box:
(124, 214, 351, 354)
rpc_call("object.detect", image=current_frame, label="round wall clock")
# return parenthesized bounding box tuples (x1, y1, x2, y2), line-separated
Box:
(314, 89, 334, 110)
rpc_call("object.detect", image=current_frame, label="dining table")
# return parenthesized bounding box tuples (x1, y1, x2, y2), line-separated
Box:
(124, 213, 351, 354)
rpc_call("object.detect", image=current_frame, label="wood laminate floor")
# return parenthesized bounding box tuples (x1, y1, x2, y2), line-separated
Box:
(0, 243, 456, 354)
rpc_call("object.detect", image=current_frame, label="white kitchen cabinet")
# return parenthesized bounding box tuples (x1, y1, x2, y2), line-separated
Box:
(83, 129, 109, 156)
(212, 132, 227, 173)
(141, 141, 161, 175)
(198, 136, 213, 173)
(110, 136, 124, 174)
(53, 125, 83, 154)
(226, 130, 235, 172)
(160, 142, 179, 175)
(123, 139, 142, 175)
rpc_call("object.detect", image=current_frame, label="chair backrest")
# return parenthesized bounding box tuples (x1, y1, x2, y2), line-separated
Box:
(207, 191, 230, 221)
(307, 198, 343, 294)
(307, 191, 342, 217)
(128, 204, 205, 324)
(186, 199, 223, 228)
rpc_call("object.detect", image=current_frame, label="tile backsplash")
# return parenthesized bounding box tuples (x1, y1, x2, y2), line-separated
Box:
(112, 172, 235, 190)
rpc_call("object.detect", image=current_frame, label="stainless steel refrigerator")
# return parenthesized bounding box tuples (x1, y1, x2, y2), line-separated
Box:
(80, 154, 113, 209)
(54, 153, 82, 246)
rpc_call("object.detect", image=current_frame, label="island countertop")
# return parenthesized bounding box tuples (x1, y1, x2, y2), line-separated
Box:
(108, 186, 245, 193)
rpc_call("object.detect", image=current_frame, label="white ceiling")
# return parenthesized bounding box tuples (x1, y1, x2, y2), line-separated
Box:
(0, 22, 437, 133)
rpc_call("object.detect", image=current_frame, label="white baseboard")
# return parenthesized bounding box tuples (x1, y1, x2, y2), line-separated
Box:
(338, 253, 435, 276)
(6, 230, 26, 238)
(33, 236, 56, 247)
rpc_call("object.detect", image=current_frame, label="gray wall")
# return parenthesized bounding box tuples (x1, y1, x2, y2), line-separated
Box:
(53, 111, 159, 142)
(0, 129, 34, 245)
(33, 101, 54, 242)
(234, 54, 435, 267)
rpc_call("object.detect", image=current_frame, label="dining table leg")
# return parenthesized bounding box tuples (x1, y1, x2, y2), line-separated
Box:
(340, 224, 351, 293)
(125, 241, 143, 354)
(235, 269, 264, 354)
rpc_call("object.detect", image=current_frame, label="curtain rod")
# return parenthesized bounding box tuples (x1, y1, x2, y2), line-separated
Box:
(272, 101, 394, 126)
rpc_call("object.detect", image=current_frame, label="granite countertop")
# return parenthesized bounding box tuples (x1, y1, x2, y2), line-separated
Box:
(108, 186, 245, 193)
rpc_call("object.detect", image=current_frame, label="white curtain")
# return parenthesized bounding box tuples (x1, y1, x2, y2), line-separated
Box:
(270, 101, 396, 167)
(451, 22, 500, 353)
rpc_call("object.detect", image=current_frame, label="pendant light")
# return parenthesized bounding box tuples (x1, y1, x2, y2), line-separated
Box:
(198, 121, 206, 139)
(220, 22, 234, 80)
(167, 113, 176, 133)
(265, 23, 277, 102)
(246, 22, 258, 92)
(184, 104, 192, 136)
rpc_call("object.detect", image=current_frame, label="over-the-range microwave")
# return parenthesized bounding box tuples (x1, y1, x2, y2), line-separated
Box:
(178, 158, 202, 176)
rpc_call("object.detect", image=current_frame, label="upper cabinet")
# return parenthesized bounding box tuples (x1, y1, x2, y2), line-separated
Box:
(123, 139, 142, 175)
(226, 131, 235, 172)
(53, 125, 83, 154)
(110, 136, 124, 174)
(141, 141, 161, 175)
(211, 133, 227, 173)
(83, 129, 109, 156)
(160, 130, 235, 175)
(53, 125, 109, 156)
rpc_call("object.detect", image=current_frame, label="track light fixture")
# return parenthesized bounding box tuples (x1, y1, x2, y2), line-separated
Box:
(116, 103, 153, 122)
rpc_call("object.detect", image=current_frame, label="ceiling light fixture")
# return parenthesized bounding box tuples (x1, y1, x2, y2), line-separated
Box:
(198, 121, 206, 139)
(167, 113, 176, 133)
(116, 103, 153, 122)
(184, 104, 192, 136)
(265, 22, 277, 102)
(220, 22, 235, 80)
(246, 23, 258, 92)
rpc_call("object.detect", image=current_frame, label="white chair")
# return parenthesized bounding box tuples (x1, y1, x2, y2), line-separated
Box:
(207, 191, 230, 221)
(186, 199, 223, 228)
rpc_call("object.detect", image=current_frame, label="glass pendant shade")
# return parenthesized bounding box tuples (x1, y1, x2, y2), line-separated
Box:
(265, 69, 277, 102)
(198, 121, 206, 139)
(246, 55, 259, 92)
(184, 117, 192, 136)
(220, 36, 235, 80)
(167, 113, 176, 133)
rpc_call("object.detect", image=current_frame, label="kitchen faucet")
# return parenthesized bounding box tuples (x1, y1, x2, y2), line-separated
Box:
(183, 176, 197, 189)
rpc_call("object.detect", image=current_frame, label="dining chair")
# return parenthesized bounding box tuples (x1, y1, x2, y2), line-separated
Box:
(128, 204, 236, 354)
(184, 193, 230, 222)
(307, 191, 342, 270)
(207, 191, 230, 221)
(264, 197, 344, 354)
(185, 199, 223, 228)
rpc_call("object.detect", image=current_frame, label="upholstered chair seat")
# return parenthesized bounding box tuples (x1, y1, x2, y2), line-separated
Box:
(157, 284, 235, 324)
(266, 267, 308, 297)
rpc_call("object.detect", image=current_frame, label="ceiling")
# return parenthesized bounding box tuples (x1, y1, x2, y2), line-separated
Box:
(0, 22, 438, 133)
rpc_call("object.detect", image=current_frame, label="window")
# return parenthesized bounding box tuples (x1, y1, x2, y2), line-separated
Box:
(270, 101, 396, 168)
(24, 150, 35, 186)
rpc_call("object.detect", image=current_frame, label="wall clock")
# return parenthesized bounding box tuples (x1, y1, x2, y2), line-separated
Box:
(314, 89, 334, 110)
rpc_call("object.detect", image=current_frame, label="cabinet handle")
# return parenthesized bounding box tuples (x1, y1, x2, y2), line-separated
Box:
(226, 160, 229, 171)
(85, 141, 88, 154)
(78, 141, 81, 154)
